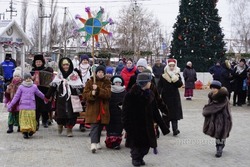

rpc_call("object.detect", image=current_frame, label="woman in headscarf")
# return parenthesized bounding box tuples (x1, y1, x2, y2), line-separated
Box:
(45, 57, 83, 137)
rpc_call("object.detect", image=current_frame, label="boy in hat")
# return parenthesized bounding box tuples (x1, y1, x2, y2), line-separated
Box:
(122, 72, 159, 166)
(83, 65, 111, 153)
(202, 80, 232, 158)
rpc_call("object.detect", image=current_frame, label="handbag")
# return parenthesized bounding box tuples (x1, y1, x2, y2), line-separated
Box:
(70, 95, 82, 113)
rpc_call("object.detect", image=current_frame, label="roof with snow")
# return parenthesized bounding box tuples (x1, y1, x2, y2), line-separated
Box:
(0, 19, 32, 46)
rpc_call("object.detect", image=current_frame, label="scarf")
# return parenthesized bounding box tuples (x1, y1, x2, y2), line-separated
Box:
(236, 65, 245, 74)
(51, 71, 83, 100)
(22, 80, 34, 87)
(111, 85, 125, 93)
(79, 64, 91, 86)
(126, 66, 134, 72)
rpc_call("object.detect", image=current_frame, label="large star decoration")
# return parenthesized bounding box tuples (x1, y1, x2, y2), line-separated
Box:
(75, 7, 114, 47)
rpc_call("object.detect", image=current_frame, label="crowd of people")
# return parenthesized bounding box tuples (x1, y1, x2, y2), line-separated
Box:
(0, 53, 249, 166)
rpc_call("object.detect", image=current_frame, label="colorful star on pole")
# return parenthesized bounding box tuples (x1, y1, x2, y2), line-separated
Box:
(75, 7, 114, 47)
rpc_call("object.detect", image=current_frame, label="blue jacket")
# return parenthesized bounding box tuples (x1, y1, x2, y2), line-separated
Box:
(209, 65, 222, 81)
(1, 61, 15, 80)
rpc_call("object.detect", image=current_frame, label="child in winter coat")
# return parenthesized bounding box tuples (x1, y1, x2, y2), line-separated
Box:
(202, 80, 232, 158)
(83, 65, 111, 153)
(7, 73, 45, 139)
(122, 72, 159, 166)
(5, 67, 23, 133)
(105, 76, 126, 150)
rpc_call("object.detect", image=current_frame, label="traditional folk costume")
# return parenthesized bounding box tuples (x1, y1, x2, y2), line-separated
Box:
(7, 73, 44, 139)
(45, 58, 83, 137)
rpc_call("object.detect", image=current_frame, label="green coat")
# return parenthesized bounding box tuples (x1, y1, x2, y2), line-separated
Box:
(83, 76, 111, 124)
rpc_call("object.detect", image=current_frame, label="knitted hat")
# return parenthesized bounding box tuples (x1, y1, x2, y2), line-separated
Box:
(95, 65, 106, 74)
(136, 72, 152, 87)
(13, 67, 22, 77)
(113, 77, 122, 84)
(80, 54, 89, 62)
(23, 73, 32, 80)
(136, 58, 147, 68)
(210, 80, 222, 89)
(106, 67, 114, 74)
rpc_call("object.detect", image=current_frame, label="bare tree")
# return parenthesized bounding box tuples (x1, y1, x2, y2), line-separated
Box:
(228, 0, 250, 53)
(21, 0, 28, 32)
(48, 0, 58, 51)
(114, 4, 162, 58)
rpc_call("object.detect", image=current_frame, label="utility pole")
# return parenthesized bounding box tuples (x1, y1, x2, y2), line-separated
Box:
(38, 2, 51, 53)
(0, 13, 5, 20)
(63, 7, 67, 57)
(132, 0, 138, 60)
(6, 0, 17, 20)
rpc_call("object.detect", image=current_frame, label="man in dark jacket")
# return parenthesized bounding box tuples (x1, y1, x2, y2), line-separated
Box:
(209, 61, 222, 82)
(152, 59, 165, 88)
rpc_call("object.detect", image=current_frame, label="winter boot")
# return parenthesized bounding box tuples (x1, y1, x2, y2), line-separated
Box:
(58, 125, 63, 134)
(215, 139, 225, 158)
(67, 128, 73, 137)
(96, 143, 102, 150)
(172, 120, 180, 136)
(132, 159, 141, 166)
(23, 132, 29, 139)
(79, 124, 86, 132)
(43, 122, 48, 128)
(91, 143, 97, 153)
(17, 126, 20, 132)
(7, 125, 14, 133)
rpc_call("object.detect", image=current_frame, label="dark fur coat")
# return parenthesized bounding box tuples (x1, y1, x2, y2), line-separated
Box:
(202, 87, 232, 139)
(122, 85, 158, 148)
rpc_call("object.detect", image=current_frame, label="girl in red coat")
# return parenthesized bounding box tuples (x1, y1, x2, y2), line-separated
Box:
(120, 58, 136, 89)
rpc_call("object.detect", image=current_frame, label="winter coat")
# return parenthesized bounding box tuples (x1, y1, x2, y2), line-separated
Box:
(220, 63, 233, 93)
(122, 85, 158, 148)
(120, 66, 137, 88)
(8, 83, 44, 110)
(127, 70, 139, 91)
(152, 64, 165, 78)
(83, 76, 111, 125)
(45, 71, 82, 121)
(5, 80, 22, 112)
(158, 72, 183, 121)
(232, 65, 247, 93)
(183, 66, 197, 89)
(1, 60, 15, 80)
(106, 85, 126, 135)
(202, 87, 232, 139)
(209, 65, 223, 81)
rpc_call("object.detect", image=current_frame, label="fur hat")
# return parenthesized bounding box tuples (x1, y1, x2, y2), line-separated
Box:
(32, 54, 45, 67)
(95, 65, 106, 74)
(23, 73, 32, 80)
(136, 72, 152, 87)
(13, 67, 22, 77)
(210, 80, 222, 89)
(80, 54, 89, 62)
(136, 58, 147, 68)
(106, 67, 113, 74)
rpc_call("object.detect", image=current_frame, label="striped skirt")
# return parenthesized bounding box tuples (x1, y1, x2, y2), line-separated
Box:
(19, 110, 37, 133)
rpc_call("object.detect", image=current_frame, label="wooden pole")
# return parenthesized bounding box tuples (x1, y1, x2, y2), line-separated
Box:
(91, 36, 96, 84)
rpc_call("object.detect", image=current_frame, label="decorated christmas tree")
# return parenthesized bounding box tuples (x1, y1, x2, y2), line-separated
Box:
(170, 0, 226, 71)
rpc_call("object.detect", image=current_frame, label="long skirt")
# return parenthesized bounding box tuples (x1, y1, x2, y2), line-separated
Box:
(8, 112, 19, 126)
(184, 88, 193, 97)
(19, 110, 37, 133)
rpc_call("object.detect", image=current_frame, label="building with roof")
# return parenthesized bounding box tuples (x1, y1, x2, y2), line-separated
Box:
(0, 19, 32, 70)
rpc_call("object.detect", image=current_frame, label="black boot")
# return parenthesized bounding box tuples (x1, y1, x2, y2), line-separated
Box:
(7, 125, 14, 133)
(172, 120, 180, 136)
(17, 126, 20, 132)
(215, 139, 225, 158)
(23, 132, 29, 139)
(132, 159, 141, 166)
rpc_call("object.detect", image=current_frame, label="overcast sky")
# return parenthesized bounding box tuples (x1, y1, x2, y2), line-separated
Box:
(0, 0, 231, 39)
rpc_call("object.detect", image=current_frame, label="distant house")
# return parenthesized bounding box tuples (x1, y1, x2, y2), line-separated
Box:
(0, 19, 32, 69)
